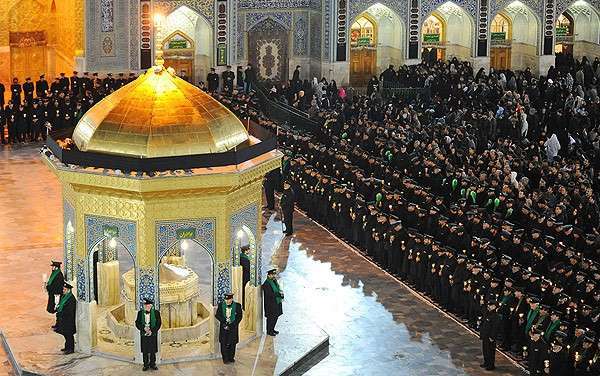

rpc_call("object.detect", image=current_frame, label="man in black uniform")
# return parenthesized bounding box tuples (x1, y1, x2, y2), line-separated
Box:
(10, 78, 21, 104)
(54, 282, 76, 354)
(23, 77, 34, 104)
(207, 68, 219, 92)
(480, 300, 501, 370)
(116, 73, 127, 89)
(262, 268, 283, 336)
(36, 74, 49, 98)
(240, 245, 251, 308)
(0, 105, 5, 144)
(222, 65, 235, 94)
(70, 71, 79, 96)
(45, 260, 65, 328)
(527, 327, 548, 375)
(59, 73, 69, 92)
(236, 66, 244, 89)
(546, 331, 571, 375)
(280, 180, 295, 236)
(135, 298, 162, 371)
(0, 81, 4, 108)
(215, 293, 243, 364)
(264, 168, 280, 210)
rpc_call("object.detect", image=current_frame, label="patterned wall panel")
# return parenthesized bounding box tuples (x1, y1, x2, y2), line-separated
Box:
(248, 17, 291, 80)
(230, 203, 260, 285)
(101, 0, 114, 32)
(477, 0, 490, 57)
(63, 200, 76, 281)
(542, 0, 556, 55)
(155, 218, 217, 304)
(237, 9, 246, 61)
(216, 261, 231, 303)
(348, 0, 409, 21)
(246, 11, 293, 31)
(335, 0, 348, 61)
(140, 0, 152, 69)
(293, 12, 309, 56)
(129, 0, 140, 69)
(154, 0, 215, 24)
(238, 0, 321, 9)
(310, 12, 322, 59)
(76, 258, 86, 301)
(323, 0, 331, 60)
(556, 0, 600, 16)
(492, 0, 543, 15)
(138, 266, 155, 308)
(421, 0, 478, 18)
(216, 0, 229, 65)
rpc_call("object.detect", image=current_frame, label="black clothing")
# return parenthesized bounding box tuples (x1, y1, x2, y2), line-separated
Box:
(135, 309, 162, 358)
(262, 278, 283, 333)
(280, 187, 295, 234)
(207, 72, 219, 92)
(240, 255, 251, 307)
(480, 309, 501, 369)
(222, 71, 235, 93)
(55, 293, 77, 351)
(46, 269, 65, 313)
(215, 301, 243, 362)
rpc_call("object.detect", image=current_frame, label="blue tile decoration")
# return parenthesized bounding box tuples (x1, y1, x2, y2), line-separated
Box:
(238, 0, 321, 9)
(156, 218, 216, 304)
(246, 11, 293, 31)
(492, 0, 543, 16)
(348, 0, 409, 22)
(323, 0, 331, 60)
(153, 0, 215, 24)
(293, 12, 309, 56)
(63, 200, 75, 281)
(216, 262, 231, 304)
(84, 216, 137, 302)
(230, 203, 260, 285)
(310, 13, 322, 59)
(138, 267, 155, 309)
(421, 0, 478, 19)
(76, 258, 86, 301)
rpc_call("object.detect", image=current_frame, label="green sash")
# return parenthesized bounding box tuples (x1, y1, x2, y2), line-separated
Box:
(47, 269, 60, 287)
(240, 253, 250, 262)
(140, 308, 157, 329)
(525, 307, 539, 333)
(56, 292, 72, 313)
(501, 294, 512, 305)
(545, 320, 560, 341)
(266, 278, 283, 304)
(222, 302, 236, 323)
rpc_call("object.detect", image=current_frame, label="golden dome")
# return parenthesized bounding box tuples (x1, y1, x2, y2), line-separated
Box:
(72, 66, 249, 158)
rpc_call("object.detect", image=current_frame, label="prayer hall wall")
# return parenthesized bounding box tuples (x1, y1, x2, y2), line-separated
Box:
(0, 0, 84, 88)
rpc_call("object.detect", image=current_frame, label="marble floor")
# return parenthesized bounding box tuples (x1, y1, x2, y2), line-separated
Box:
(0, 144, 525, 375)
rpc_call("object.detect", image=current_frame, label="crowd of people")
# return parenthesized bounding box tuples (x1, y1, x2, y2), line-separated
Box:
(0, 71, 138, 145)
(218, 56, 600, 375)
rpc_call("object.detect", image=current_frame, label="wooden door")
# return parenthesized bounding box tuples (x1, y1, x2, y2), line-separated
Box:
(491, 48, 511, 70)
(10, 46, 46, 81)
(350, 48, 376, 87)
(163, 58, 193, 81)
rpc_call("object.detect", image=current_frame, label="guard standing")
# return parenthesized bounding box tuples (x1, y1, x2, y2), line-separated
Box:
(135, 298, 162, 371)
(480, 300, 501, 371)
(215, 293, 243, 364)
(23, 77, 34, 104)
(207, 68, 219, 92)
(280, 181, 295, 236)
(54, 282, 77, 354)
(240, 245, 251, 308)
(10, 78, 22, 104)
(262, 268, 283, 336)
(46, 260, 65, 327)
(36, 75, 49, 98)
(222, 65, 235, 94)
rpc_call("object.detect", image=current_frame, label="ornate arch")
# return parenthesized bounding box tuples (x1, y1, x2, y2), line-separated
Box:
(154, 0, 214, 25)
(162, 30, 196, 50)
(421, 0, 478, 19)
(556, 0, 600, 17)
(349, 0, 409, 23)
(230, 203, 260, 285)
(246, 12, 293, 32)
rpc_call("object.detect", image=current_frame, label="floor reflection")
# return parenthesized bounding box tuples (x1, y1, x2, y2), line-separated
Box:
(268, 212, 523, 376)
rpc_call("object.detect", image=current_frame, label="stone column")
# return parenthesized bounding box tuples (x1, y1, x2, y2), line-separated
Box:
(76, 301, 97, 354)
(407, 0, 420, 61)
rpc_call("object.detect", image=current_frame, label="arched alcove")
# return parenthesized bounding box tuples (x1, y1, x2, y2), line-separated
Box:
(561, 1, 600, 58)
(422, 2, 474, 62)
(158, 5, 213, 84)
(500, 1, 540, 70)
(490, 12, 512, 70)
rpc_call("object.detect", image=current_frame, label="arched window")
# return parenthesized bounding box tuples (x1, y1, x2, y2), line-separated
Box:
(422, 15, 443, 43)
(350, 16, 375, 47)
(555, 14, 573, 36)
(491, 14, 510, 41)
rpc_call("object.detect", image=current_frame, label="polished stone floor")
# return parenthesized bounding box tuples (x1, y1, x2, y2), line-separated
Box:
(1, 144, 524, 375)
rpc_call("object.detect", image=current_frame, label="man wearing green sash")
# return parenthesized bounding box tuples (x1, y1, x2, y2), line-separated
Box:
(215, 293, 243, 364)
(240, 245, 251, 308)
(54, 282, 76, 354)
(135, 298, 161, 371)
(525, 297, 540, 334)
(544, 310, 561, 342)
(262, 268, 284, 336)
(46, 260, 65, 329)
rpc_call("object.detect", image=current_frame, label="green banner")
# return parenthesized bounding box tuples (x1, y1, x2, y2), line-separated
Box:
(357, 36, 371, 46)
(176, 228, 196, 240)
(556, 26, 569, 36)
(102, 225, 119, 238)
(217, 43, 227, 66)
(423, 34, 440, 43)
(491, 32, 506, 41)
(168, 39, 188, 49)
